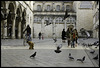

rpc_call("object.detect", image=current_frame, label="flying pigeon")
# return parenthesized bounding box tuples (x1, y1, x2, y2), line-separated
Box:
(94, 43, 99, 48)
(53, 38, 57, 43)
(54, 44, 62, 53)
(92, 41, 99, 45)
(82, 43, 87, 47)
(30, 52, 37, 58)
(90, 50, 95, 54)
(54, 49, 61, 53)
(45, 20, 51, 26)
(88, 44, 92, 47)
(68, 53, 74, 60)
(45, 23, 51, 26)
(96, 43, 99, 46)
(58, 44, 62, 49)
(63, 9, 70, 20)
(95, 46, 98, 48)
(93, 54, 98, 60)
(77, 56, 85, 63)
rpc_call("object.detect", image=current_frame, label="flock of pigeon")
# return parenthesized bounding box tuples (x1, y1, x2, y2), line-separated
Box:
(68, 53, 85, 63)
(90, 50, 98, 60)
(82, 41, 99, 48)
(30, 8, 99, 62)
(82, 40, 99, 60)
(29, 9, 99, 65)
(30, 52, 86, 63)
(30, 39, 99, 64)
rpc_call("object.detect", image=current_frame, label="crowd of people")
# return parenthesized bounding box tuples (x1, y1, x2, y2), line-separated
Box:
(62, 28, 78, 48)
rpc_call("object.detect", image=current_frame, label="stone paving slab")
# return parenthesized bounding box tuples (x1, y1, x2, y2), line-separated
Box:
(1, 38, 99, 67)
(1, 49, 95, 67)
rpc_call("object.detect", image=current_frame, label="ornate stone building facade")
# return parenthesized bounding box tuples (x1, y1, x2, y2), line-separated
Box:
(33, 1, 76, 38)
(1, 1, 34, 39)
(1, 1, 98, 39)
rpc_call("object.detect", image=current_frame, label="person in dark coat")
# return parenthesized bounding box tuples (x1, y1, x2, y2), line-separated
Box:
(62, 29, 66, 43)
(66, 28, 70, 47)
(38, 32, 42, 40)
(23, 25, 31, 41)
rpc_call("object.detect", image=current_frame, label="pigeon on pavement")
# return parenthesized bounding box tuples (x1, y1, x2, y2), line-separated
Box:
(54, 44, 62, 53)
(93, 54, 98, 60)
(30, 52, 37, 58)
(77, 56, 85, 63)
(68, 53, 74, 60)
(53, 38, 57, 43)
(90, 50, 95, 54)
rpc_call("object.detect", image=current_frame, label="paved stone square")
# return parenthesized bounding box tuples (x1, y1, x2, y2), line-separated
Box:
(1, 38, 99, 67)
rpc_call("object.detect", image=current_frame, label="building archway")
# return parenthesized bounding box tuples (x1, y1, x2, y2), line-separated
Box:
(15, 5, 22, 39)
(1, 1, 6, 39)
(7, 3, 15, 38)
(21, 9, 26, 38)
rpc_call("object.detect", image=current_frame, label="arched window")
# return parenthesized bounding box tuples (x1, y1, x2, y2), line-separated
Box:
(34, 17, 38, 23)
(47, 5, 51, 11)
(34, 17, 41, 23)
(66, 18, 70, 23)
(37, 17, 41, 22)
(70, 17, 73, 23)
(49, 17, 52, 23)
(59, 17, 62, 23)
(56, 18, 58, 23)
(37, 5, 41, 11)
(66, 5, 71, 12)
(56, 5, 60, 11)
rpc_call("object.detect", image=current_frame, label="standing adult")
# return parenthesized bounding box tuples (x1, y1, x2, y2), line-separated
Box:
(38, 32, 42, 40)
(70, 28, 75, 48)
(74, 29, 78, 47)
(23, 25, 31, 41)
(66, 28, 70, 47)
(62, 29, 66, 43)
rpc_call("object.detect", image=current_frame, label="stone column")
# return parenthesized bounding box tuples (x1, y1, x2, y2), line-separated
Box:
(4, 20, 7, 39)
(1, 21, 3, 39)
(53, 18, 56, 38)
(2, 9, 9, 39)
(42, 2, 45, 11)
(52, 2, 55, 11)
(18, 22, 21, 39)
(41, 18, 44, 39)
(12, 13, 16, 39)
(18, 16, 22, 39)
